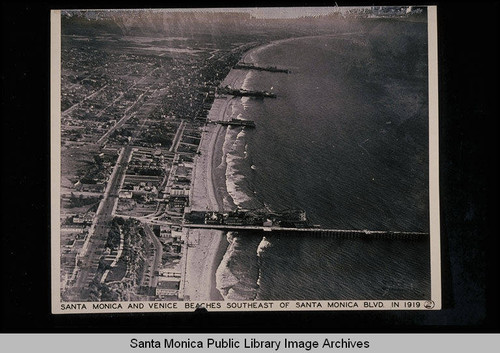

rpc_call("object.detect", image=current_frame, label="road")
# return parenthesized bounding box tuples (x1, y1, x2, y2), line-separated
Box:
(69, 146, 133, 300)
(169, 120, 186, 152)
(62, 84, 109, 117)
(142, 224, 163, 288)
(96, 67, 159, 145)
(96, 89, 150, 145)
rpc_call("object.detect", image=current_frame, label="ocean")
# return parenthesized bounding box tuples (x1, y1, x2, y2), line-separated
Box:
(215, 20, 431, 301)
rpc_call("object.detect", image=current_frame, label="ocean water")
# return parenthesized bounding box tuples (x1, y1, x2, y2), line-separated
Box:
(216, 20, 431, 300)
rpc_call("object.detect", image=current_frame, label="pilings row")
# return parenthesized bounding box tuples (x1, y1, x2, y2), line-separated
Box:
(272, 230, 428, 240)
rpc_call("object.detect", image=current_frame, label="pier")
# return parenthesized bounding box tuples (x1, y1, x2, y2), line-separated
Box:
(218, 86, 276, 98)
(215, 119, 256, 128)
(181, 223, 428, 239)
(179, 210, 428, 240)
(234, 62, 291, 74)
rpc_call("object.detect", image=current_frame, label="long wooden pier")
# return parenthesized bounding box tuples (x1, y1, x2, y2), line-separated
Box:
(182, 223, 428, 239)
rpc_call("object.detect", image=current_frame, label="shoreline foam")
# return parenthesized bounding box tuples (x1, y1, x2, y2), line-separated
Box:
(184, 37, 306, 300)
(183, 61, 250, 301)
(184, 39, 295, 301)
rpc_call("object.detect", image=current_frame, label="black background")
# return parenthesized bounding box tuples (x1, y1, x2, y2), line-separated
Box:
(1, 0, 498, 333)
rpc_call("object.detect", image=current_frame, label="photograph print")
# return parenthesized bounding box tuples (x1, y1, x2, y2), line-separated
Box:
(51, 6, 440, 313)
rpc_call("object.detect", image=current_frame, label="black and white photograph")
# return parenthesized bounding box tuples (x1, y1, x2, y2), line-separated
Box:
(50, 6, 440, 313)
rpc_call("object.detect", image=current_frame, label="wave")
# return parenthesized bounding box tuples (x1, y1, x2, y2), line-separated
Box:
(257, 236, 272, 257)
(255, 236, 272, 291)
(256, 237, 270, 288)
(216, 232, 261, 301)
(215, 232, 239, 298)
(219, 127, 232, 168)
(226, 162, 252, 206)
(241, 97, 250, 110)
(216, 235, 270, 300)
(241, 71, 254, 91)
(214, 65, 265, 302)
(224, 128, 253, 207)
(230, 100, 237, 118)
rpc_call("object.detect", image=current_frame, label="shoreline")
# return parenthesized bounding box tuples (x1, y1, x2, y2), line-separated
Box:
(183, 34, 335, 300)
(183, 36, 332, 301)
(183, 65, 249, 301)
(183, 37, 304, 301)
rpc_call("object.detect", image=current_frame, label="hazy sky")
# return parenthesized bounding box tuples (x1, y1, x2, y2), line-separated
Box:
(75, 7, 371, 20)
(193, 7, 341, 19)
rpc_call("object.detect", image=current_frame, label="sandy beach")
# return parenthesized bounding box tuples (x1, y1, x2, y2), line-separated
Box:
(183, 68, 248, 301)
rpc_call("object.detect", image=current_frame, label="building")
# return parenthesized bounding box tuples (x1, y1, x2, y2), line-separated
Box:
(73, 212, 95, 224)
(119, 190, 133, 199)
(169, 186, 190, 197)
(155, 279, 180, 297)
(168, 196, 189, 210)
(75, 182, 106, 193)
(205, 211, 222, 225)
(158, 269, 181, 278)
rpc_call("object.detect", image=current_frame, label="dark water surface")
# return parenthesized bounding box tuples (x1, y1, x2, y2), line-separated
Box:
(216, 20, 431, 300)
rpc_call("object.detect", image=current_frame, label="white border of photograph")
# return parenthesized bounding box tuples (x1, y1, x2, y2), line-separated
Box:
(50, 6, 441, 314)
